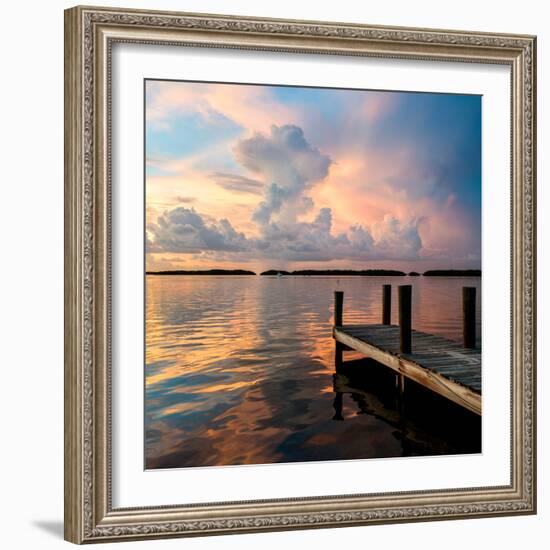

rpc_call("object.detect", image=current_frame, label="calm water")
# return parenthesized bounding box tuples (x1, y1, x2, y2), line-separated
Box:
(145, 275, 482, 469)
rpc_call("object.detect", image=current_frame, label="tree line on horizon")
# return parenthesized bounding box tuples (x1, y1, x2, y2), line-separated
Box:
(146, 268, 482, 277)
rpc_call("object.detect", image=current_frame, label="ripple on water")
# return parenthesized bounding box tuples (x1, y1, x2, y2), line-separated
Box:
(145, 275, 482, 469)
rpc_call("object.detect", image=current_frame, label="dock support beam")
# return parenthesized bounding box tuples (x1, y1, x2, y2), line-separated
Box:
(462, 287, 476, 349)
(334, 291, 344, 327)
(396, 372, 406, 410)
(334, 291, 344, 369)
(382, 284, 391, 325)
(399, 285, 412, 354)
(397, 374, 405, 395)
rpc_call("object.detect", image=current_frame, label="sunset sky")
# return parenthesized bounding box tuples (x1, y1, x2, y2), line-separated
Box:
(145, 80, 481, 273)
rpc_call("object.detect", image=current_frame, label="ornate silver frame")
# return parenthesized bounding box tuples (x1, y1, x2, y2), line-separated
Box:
(64, 5, 537, 544)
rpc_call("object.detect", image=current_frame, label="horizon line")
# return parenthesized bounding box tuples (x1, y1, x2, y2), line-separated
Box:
(145, 268, 482, 276)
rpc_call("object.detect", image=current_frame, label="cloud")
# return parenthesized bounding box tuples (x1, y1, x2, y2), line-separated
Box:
(146, 80, 297, 135)
(360, 91, 398, 122)
(145, 85, 482, 268)
(254, 208, 422, 262)
(209, 172, 264, 195)
(255, 208, 349, 262)
(176, 196, 197, 204)
(370, 215, 423, 260)
(147, 207, 249, 254)
(234, 125, 332, 224)
(147, 204, 422, 264)
(146, 122, 424, 264)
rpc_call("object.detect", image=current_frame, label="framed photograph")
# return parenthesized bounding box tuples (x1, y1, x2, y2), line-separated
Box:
(64, 5, 537, 544)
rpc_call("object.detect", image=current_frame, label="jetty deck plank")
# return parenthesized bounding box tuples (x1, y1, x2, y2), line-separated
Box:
(333, 324, 481, 415)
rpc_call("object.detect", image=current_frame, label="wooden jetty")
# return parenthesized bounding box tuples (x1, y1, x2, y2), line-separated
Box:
(332, 285, 481, 415)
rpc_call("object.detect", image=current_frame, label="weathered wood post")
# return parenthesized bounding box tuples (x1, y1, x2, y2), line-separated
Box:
(334, 291, 344, 369)
(397, 285, 412, 399)
(334, 291, 344, 327)
(398, 285, 412, 354)
(382, 284, 391, 325)
(462, 287, 476, 349)
(396, 372, 406, 406)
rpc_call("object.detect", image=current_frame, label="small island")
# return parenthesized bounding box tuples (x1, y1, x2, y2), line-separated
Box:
(423, 269, 481, 277)
(260, 270, 292, 276)
(408, 271, 421, 276)
(146, 269, 256, 276)
(260, 269, 406, 276)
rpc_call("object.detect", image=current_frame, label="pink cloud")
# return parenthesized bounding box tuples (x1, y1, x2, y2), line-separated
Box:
(145, 82, 479, 271)
(360, 91, 399, 122)
(146, 80, 299, 135)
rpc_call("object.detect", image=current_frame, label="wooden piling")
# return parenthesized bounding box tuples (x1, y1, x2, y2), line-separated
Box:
(396, 373, 406, 410)
(462, 287, 476, 349)
(334, 291, 344, 327)
(399, 285, 412, 354)
(397, 374, 405, 395)
(382, 284, 391, 325)
(334, 291, 344, 368)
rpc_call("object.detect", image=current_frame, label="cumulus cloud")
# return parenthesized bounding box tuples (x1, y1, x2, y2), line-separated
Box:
(147, 207, 249, 254)
(255, 208, 349, 262)
(252, 183, 315, 225)
(146, 81, 481, 270)
(234, 125, 331, 224)
(254, 209, 421, 262)
(146, 124, 424, 264)
(146, 205, 422, 264)
(370, 215, 423, 260)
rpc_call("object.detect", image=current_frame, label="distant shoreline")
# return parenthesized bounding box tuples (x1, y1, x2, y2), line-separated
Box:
(146, 269, 256, 276)
(260, 269, 406, 276)
(146, 268, 481, 277)
(423, 269, 481, 277)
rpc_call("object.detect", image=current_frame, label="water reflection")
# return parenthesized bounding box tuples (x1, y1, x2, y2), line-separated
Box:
(146, 275, 481, 469)
(333, 359, 480, 456)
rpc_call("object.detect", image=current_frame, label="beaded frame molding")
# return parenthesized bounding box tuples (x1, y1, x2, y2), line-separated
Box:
(64, 5, 536, 544)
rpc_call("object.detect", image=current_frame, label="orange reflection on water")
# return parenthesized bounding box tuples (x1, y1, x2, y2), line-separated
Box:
(145, 275, 481, 469)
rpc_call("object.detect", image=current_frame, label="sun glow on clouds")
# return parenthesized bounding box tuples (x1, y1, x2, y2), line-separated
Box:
(145, 80, 481, 272)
